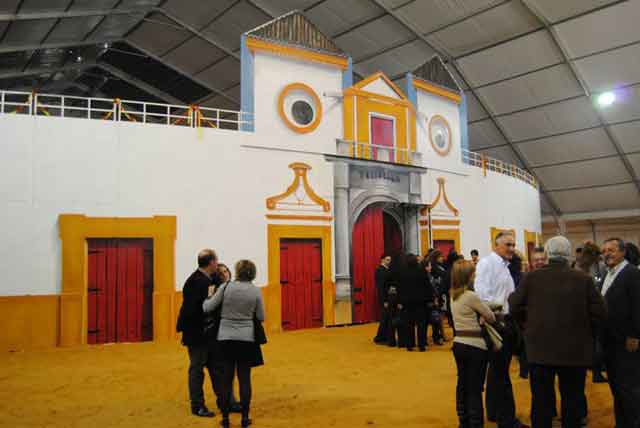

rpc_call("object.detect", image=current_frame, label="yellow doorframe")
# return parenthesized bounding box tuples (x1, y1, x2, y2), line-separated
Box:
(430, 228, 461, 253)
(264, 224, 335, 333)
(58, 214, 176, 346)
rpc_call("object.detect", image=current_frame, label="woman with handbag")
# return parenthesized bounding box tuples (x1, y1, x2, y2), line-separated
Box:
(451, 260, 496, 428)
(203, 259, 266, 428)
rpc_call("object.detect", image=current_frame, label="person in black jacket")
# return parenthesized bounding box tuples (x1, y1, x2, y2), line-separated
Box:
(428, 250, 447, 345)
(373, 254, 392, 345)
(400, 253, 434, 352)
(176, 249, 223, 417)
(601, 238, 640, 428)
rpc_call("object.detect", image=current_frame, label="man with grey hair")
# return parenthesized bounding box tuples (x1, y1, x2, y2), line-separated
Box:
(509, 236, 606, 428)
(601, 237, 640, 428)
(474, 231, 528, 428)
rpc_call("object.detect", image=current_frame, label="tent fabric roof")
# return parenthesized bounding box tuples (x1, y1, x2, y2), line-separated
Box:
(0, 0, 638, 217)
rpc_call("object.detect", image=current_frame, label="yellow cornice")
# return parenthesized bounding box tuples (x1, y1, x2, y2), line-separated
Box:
(353, 71, 408, 100)
(413, 79, 461, 104)
(246, 37, 349, 69)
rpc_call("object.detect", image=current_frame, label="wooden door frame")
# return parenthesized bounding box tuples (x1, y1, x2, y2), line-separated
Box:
(264, 224, 334, 333)
(58, 214, 176, 346)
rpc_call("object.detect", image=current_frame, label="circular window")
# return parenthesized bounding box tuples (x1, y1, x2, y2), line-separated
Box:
(278, 83, 322, 134)
(291, 100, 314, 125)
(429, 115, 452, 156)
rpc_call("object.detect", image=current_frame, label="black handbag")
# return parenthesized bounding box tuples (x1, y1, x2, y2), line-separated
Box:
(203, 283, 227, 340)
(254, 316, 267, 345)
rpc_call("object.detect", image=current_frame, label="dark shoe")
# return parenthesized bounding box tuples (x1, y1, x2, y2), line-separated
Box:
(191, 407, 214, 417)
(230, 402, 243, 413)
(419, 346, 426, 352)
(242, 418, 253, 427)
(220, 418, 230, 428)
(515, 420, 530, 428)
(406, 347, 414, 352)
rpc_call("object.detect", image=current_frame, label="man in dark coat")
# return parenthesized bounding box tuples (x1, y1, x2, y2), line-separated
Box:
(509, 236, 606, 428)
(176, 248, 223, 417)
(373, 254, 392, 345)
(601, 237, 640, 428)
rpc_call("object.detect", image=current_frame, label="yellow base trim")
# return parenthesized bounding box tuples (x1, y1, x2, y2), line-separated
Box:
(246, 37, 348, 69)
(334, 300, 352, 325)
(432, 219, 461, 226)
(266, 214, 333, 221)
(413, 79, 462, 104)
(58, 214, 177, 347)
(0, 295, 59, 351)
(264, 224, 334, 334)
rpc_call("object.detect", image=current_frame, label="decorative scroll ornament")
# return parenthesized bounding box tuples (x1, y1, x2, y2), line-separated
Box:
(266, 163, 331, 213)
(430, 177, 459, 217)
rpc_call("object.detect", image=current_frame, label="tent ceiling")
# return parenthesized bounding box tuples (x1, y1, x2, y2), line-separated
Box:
(0, 0, 638, 218)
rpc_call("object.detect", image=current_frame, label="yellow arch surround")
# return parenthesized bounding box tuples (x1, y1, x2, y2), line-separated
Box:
(58, 214, 176, 346)
(263, 224, 335, 333)
(431, 228, 461, 254)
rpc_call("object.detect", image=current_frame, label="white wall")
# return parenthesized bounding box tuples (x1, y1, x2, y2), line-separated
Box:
(0, 114, 334, 296)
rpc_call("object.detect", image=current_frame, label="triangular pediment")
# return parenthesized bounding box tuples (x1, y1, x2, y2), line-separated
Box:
(352, 72, 408, 100)
(430, 177, 459, 217)
(246, 11, 344, 56)
(412, 56, 461, 93)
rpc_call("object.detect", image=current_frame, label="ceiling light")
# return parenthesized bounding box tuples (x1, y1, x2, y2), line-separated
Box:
(103, 42, 110, 49)
(597, 91, 615, 107)
(76, 55, 83, 63)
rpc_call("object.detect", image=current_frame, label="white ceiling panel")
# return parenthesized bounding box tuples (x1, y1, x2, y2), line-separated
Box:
(456, 30, 562, 87)
(534, 156, 630, 190)
(610, 121, 640, 153)
(427, 1, 541, 57)
(70, 0, 120, 10)
(555, 1, 640, 59)
(525, 0, 619, 23)
(20, 0, 69, 12)
(3, 19, 57, 44)
(516, 127, 617, 166)
(335, 15, 414, 59)
(257, 0, 322, 16)
(498, 97, 601, 142)
(628, 153, 640, 176)
(162, 0, 238, 30)
(306, 0, 383, 37)
(477, 64, 583, 115)
(356, 40, 434, 78)
(45, 16, 104, 43)
(549, 182, 640, 213)
(90, 13, 145, 39)
(195, 56, 240, 90)
(599, 85, 640, 124)
(201, 1, 271, 51)
(468, 119, 506, 149)
(478, 145, 523, 167)
(575, 43, 640, 92)
(127, 14, 191, 55)
(465, 91, 488, 122)
(163, 37, 227, 75)
(394, 0, 503, 35)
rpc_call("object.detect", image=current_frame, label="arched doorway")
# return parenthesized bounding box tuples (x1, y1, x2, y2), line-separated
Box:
(351, 205, 403, 323)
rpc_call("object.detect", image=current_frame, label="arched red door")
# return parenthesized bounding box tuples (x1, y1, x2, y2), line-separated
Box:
(352, 206, 403, 323)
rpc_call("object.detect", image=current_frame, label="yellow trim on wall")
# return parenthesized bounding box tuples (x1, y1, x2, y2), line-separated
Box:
(264, 224, 335, 334)
(353, 71, 407, 99)
(246, 36, 349, 69)
(430, 177, 459, 216)
(266, 162, 331, 212)
(432, 219, 461, 226)
(429, 114, 453, 157)
(490, 227, 516, 248)
(0, 295, 59, 351)
(277, 83, 323, 134)
(524, 230, 539, 265)
(431, 228, 461, 253)
(413, 79, 462, 104)
(420, 228, 431, 257)
(58, 214, 177, 347)
(266, 214, 333, 221)
(343, 93, 355, 142)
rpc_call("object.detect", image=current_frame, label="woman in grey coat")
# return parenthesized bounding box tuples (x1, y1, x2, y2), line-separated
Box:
(203, 259, 265, 428)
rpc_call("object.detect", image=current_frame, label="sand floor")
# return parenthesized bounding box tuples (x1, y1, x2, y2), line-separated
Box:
(0, 324, 614, 428)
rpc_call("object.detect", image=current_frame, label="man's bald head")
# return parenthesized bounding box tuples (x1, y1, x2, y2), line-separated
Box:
(197, 249, 218, 270)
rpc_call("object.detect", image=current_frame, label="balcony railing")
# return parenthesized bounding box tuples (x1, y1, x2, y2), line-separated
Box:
(0, 90, 253, 130)
(336, 139, 422, 166)
(462, 149, 537, 189)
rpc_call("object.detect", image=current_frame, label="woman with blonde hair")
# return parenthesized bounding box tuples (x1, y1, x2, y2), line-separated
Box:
(451, 260, 496, 428)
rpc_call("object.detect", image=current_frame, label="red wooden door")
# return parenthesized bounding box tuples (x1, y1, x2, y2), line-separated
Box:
(352, 205, 385, 323)
(280, 239, 323, 331)
(370, 116, 394, 161)
(383, 212, 402, 258)
(527, 242, 535, 269)
(88, 239, 153, 344)
(434, 240, 455, 258)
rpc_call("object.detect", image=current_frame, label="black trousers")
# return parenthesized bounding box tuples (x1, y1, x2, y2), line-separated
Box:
(187, 345, 224, 410)
(530, 365, 587, 428)
(605, 343, 640, 428)
(453, 343, 489, 428)
(404, 305, 427, 349)
(220, 360, 252, 418)
(486, 333, 517, 428)
(374, 304, 390, 343)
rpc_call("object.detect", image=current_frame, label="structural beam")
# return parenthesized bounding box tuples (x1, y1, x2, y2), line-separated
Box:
(0, 7, 151, 21)
(369, 0, 564, 218)
(0, 62, 95, 80)
(0, 37, 121, 54)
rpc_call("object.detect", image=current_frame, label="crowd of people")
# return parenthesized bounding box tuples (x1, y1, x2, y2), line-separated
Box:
(373, 232, 640, 428)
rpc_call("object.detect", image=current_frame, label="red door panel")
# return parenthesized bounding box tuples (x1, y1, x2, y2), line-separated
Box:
(434, 240, 455, 258)
(87, 238, 153, 344)
(280, 239, 323, 331)
(383, 213, 402, 258)
(371, 116, 394, 161)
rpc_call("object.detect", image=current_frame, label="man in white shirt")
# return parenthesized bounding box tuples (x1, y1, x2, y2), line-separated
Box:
(474, 231, 529, 428)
